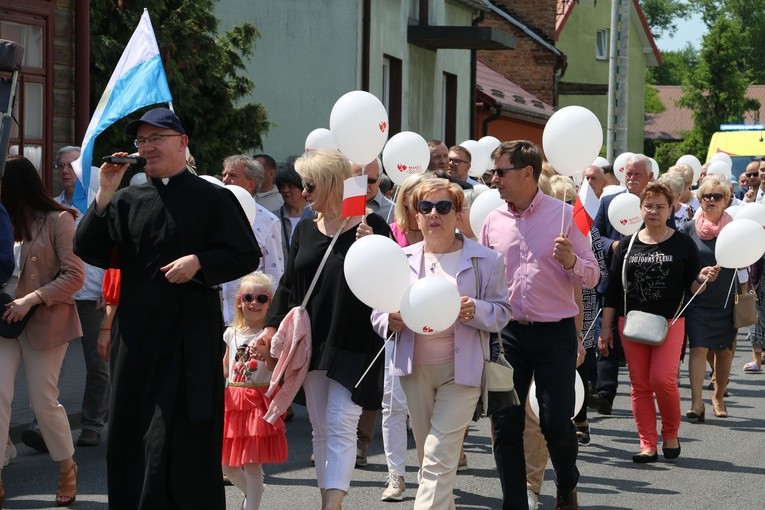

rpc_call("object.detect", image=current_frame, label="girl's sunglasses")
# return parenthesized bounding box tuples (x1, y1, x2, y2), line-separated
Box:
(241, 293, 270, 304)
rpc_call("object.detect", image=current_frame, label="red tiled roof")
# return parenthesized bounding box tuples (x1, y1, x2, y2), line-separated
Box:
(645, 85, 765, 140)
(476, 60, 555, 121)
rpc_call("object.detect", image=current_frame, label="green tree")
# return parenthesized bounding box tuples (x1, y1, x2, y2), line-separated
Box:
(646, 44, 698, 85)
(645, 84, 666, 114)
(90, 1, 270, 174)
(677, 15, 759, 156)
(640, 0, 691, 39)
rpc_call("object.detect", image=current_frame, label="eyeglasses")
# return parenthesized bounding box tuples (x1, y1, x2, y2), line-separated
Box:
(416, 200, 456, 215)
(241, 293, 270, 304)
(746, 172, 759, 177)
(448, 158, 469, 165)
(491, 167, 523, 178)
(641, 203, 669, 212)
(53, 162, 73, 171)
(302, 181, 316, 193)
(701, 193, 724, 202)
(133, 134, 182, 148)
(367, 177, 379, 185)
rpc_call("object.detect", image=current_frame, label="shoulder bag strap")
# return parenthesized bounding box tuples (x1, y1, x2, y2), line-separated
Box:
(300, 217, 350, 310)
(622, 232, 638, 315)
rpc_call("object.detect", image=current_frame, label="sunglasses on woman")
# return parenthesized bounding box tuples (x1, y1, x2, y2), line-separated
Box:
(240, 293, 271, 304)
(416, 200, 456, 215)
(701, 193, 724, 202)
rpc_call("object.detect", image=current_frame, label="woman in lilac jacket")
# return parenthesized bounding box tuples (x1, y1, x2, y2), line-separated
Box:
(371, 179, 511, 510)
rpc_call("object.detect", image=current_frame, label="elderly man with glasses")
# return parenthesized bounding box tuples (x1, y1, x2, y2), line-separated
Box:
(74, 108, 262, 510)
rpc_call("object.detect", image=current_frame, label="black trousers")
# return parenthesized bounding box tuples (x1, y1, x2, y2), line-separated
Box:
(491, 318, 580, 510)
(594, 323, 624, 403)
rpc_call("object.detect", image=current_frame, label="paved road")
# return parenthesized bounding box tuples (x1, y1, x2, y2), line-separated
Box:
(4, 332, 764, 509)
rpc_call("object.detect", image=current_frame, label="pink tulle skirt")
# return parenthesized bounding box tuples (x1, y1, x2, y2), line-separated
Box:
(222, 384, 288, 466)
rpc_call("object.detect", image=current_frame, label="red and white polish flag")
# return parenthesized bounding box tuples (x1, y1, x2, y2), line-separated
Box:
(341, 175, 368, 218)
(572, 176, 600, 237)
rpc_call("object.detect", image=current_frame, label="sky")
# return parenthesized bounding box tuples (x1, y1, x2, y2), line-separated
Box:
(654, 12, 706, 52)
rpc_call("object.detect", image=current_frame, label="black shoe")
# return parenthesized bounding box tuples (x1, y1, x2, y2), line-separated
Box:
(575, 425, 591, 445)
(663, 440, 681, 460)
(21, 429, 48, 454)
(589, 393, 612, 415)
(555, 488, 579, 509)
(632, 451, 658, 463)
(76, 429, 101, 447)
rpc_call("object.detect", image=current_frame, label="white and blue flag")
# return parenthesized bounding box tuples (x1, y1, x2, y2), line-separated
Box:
(72, 9, 172, 212)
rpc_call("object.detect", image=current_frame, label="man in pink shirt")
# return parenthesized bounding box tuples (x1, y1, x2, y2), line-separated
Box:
(480, 140, 599, 510)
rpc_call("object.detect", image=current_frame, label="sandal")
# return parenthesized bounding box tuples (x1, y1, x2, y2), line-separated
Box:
(55, 462, 77, 507)
(743, 362, 762, 373)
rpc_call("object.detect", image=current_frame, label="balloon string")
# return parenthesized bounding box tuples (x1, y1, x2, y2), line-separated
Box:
(560, 187, 567, 234)
(723, 271, 737, 309)
(671, 276, 709, 326)
(582, 307, 602, 342)
(386, 187, 399, 224)
(355, 332, 395, 388)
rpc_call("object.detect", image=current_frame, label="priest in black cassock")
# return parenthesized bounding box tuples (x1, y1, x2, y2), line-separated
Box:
(74, 108, 262, 509)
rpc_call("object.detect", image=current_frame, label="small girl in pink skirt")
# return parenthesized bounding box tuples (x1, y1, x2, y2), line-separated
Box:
(222, 273, 287, 510)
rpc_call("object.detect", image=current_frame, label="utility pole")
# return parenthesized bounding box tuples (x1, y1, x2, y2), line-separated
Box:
(606, 0, 630, 161)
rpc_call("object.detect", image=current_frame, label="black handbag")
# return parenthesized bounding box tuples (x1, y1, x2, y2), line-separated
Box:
(0, 292, 37, 339)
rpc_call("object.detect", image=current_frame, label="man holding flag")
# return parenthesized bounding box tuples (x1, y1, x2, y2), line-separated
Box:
(75, 107, 261, 509)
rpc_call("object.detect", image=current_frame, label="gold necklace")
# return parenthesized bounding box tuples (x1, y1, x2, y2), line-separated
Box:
(653, 228, 670, 244)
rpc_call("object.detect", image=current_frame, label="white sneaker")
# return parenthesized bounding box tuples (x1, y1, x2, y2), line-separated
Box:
(381, 471, 406, 501)
(527, 489, 539, 510)
(4, 441, 16, 467)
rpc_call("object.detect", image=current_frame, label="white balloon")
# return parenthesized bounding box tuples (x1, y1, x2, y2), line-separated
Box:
(715, 218, 765, 268)
(707, 160, 732, 180)
(601, 184, 626, 197)
(305, 128, 337, 153)
(460, 140, 490, 178)
(200, 174, 224, 187)
(710, 152, 733, 170)
(344, 235, 410, 312)
(478, 136, 502, 157)
(612, 152, 634, 185)
(382, 131, 430, 185)
(725, 204, 741, 218)
(542, 106, 603, 176)
(129, 172, 147, 186)
(528, 372, 585, 420)
(400, 277, 461, 335)
(330, 91, 389, 166)
(607, 192, 642, 236)
(592, 156, 610, 168)
(473, 184, 490, 194)
(676, 154, 702, 185)
(649, 158, 660, 180)
(734, 202, 765, 226)
(224, 184, 257, 223)
(469, 188, 505, 235)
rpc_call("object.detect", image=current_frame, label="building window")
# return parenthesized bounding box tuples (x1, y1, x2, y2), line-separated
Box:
(595, 29, 608, 60)
(442, 72, 457, 146)
(382, 55, 402, 136)
(1, 17, 48, 174)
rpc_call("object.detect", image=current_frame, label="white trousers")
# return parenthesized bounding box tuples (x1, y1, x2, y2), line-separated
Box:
(0, 333, 74, 463)
(303, 370, 362, 491)
(382, 339, 408, 477)
(400, 363, 480, 510)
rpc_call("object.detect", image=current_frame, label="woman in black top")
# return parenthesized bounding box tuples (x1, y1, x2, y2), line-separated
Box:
(258, 149, 390, 510)
(599, 182, 719, 464)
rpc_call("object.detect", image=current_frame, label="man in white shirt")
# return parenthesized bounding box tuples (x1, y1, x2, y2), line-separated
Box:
(221, 155, 284, 324)
(53, 146, 109, 447)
